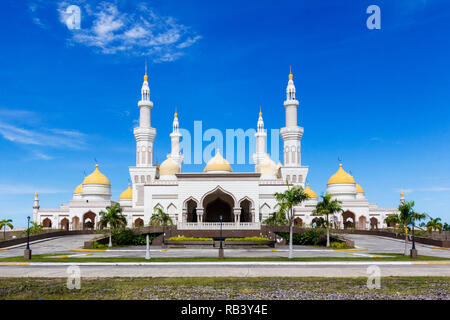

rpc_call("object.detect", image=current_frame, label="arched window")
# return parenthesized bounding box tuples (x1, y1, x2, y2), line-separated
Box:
(292, 175, 296, 182)
(141, 176, 145, 183)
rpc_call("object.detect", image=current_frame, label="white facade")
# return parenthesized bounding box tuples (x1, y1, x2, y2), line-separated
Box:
(34, 69, 399, 231)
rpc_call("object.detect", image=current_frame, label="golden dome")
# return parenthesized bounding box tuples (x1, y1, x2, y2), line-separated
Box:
(74, 184, 82, 194)
(327, 164, 355, 185)
(34, 192, 38, 197)
(256, 155, 277, 175)
(174, 112, 178, 118)
(204, 149, 232, 173)
(304, 184, 318, 199)
(119, 184, 133, 199)
(400, 191, 404, 197)
(289, 71, 293, 81)
(144, 74, 148, 82)
(259, 110, 262, 117)
(83, 165, 111, 185)
(160, 158, 180, 175)
(356, 184, 364, 193)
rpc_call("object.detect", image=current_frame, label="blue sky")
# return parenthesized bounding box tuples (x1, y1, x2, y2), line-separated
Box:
(1, 0, 450, 227)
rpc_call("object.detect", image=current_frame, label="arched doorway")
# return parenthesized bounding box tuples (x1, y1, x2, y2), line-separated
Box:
(72, 216, 80, 230)
(83, 211, 96, 230)
(186, 199, 198, 222)
(134, 218, 144, 227)
(343, 211, 355, 229)
(294, 217, 303, 226)
(60, 218, 69, 230)
(239, 199, 252, 222)
(370, 217, 378, 230)
(42, 218, 52, 228)
(358, 216, 367, 230)
(202, 187, 235, 222)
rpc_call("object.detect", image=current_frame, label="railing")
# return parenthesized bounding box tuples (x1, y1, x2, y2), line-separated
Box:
(178, 222, 261, 230)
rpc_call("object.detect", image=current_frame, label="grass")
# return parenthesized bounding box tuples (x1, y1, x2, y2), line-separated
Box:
(0, 277, 448, 300)
(0, 253, 449, 263)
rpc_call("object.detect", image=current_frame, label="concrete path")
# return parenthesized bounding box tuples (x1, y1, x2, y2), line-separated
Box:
(0, 261, 449, 277)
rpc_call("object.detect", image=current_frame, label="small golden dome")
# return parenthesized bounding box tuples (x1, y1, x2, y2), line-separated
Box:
(83, 165, 111, 185)
(204, 149, 232, 173)
(327, 164, 355, 185)
(259, 110, 262, 117)
(34, 192, 38, 197)
(144, 74, 148, 82)
(74, 184, 82, 194)
(256, 156, 277, 175)
(119, 184, 133, 199)
(289, 72, 293, 81)
(160, 158, 180, 175)
(174, 112, 178, 118)
(304, 184, 318, 199)
(400, 191, 404, 197)
(356, 184, 364, 193)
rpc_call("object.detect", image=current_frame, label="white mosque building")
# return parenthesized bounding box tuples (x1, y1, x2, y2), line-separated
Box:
(33, 69, 399, 231)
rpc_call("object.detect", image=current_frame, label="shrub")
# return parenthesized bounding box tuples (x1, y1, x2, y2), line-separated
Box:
(330, 241, 347, 249)
(111, 228, 158, 246)
(225, 237, 269, 241)
(277, 229, 326, 246)
(168, 236, 213, 241)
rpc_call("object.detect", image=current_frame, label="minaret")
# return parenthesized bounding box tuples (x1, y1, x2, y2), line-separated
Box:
(134, 63, 156, 167)
(33, 192, 40, 222)
(253, 107, 267, 166)
(280, 67, 303, 167)
(169, 111, 183, 166)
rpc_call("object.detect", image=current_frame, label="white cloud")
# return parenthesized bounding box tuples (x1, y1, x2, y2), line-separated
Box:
(52, 1, 201, 62)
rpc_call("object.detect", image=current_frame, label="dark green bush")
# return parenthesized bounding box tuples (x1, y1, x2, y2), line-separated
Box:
(111, 228, 158, 246)
(277, 229, 326, 246)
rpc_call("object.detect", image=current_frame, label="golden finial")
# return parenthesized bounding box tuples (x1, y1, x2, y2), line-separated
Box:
(289, 65, 293, 81)
(259, 105, 262, 117)
(174, 112, 178, 118)
(400, 191, 404, 197)
(35, 192, 38, 197)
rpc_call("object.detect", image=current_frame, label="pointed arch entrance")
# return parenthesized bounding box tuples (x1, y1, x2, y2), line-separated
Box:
(83, 211, 96, 230)
(202, 187, 235, 222)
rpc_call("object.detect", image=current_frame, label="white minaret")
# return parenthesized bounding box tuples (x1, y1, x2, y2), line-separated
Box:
(253, 108, 267, 166)
(134, 64, 156, 167)
(280, 68, 304, 167)
(169, 111, 183, 165)
(33, 192, 40, 222)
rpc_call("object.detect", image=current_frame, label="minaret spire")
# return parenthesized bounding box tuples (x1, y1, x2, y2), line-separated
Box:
(253, 106, 267, 166)
(169, 109, 183, 166)
(280, 67, 303, 167)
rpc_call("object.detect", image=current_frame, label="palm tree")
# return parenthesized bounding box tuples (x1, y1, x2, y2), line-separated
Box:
(99, 203, 127, 247)
(397, 200, 427, 255)
(384, 214, 400, 230)
(149, 207, 173, 226)
(426, 217, 443, 234)
(312, 193, 343, 247)
(28, 221, 44, 235)
(0, 219, 13, 240)
(262, 205, 288, 226)
(274, 181, 309, 259)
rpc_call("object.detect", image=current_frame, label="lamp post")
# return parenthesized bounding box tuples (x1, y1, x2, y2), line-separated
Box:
(24, 216, 32, 260)
(218, 215, 224, 259)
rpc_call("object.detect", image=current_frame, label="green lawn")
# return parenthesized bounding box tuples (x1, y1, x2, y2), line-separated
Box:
(0, 253, 449, 263)
(0, 277, 449, 300)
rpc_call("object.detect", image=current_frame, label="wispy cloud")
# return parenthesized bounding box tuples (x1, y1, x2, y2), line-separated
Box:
(396, 187, 450, 195)
(50, 1, 201, 62)
(0, 108, 87, 150)
(0, 184, 68, 195)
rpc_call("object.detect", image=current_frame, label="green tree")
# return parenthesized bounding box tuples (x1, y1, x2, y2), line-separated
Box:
(262, 205, 288, 226)
(312, 193, 343, 247)
(396, 200, 427, 255)
(28, 221, 44, 235)
(426, 217, 443, 234)
(0, 219, 13, 240)
(149, 207, 173, 226)
(384, 214, 400, 230)
(274, 181, 309, 259)
(99, 203, 127, 247)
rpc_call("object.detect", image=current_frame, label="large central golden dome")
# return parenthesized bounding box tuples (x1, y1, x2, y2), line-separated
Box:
(83, 164, 111, 185)
(204, 149, 233, 173)
(327, 164, 355, 185)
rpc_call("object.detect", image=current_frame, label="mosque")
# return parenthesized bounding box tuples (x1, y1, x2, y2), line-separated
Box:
(33, 69, 399, 231)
